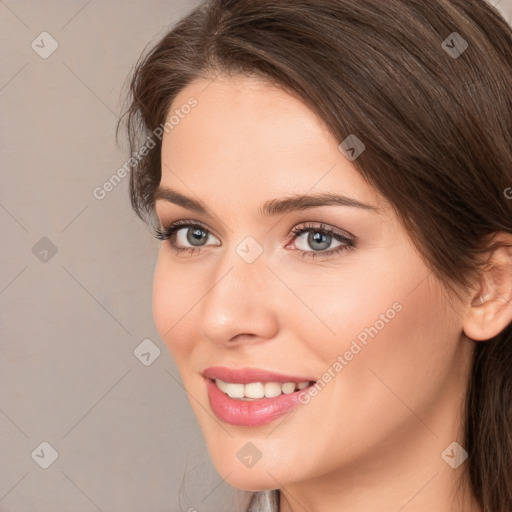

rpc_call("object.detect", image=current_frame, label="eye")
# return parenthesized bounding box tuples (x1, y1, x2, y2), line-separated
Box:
(287, 222, 356, 259)
(153, 220, 356, 259)
(153, 220, 220, 256)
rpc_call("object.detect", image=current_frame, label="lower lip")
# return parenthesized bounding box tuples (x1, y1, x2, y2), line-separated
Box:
(205, 378, 312, 427)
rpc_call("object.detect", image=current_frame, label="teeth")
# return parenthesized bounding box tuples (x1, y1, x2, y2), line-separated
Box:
(245, 382, 265, 399)
(215, 379, 311, 399)
(282, 382, 296, 394)
(225, 383, 244, 399)
(264, 382, 282, 398)
(216, 379, 229, 394)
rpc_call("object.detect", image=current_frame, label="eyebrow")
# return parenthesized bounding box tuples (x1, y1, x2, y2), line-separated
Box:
(153, 186, 380, 217)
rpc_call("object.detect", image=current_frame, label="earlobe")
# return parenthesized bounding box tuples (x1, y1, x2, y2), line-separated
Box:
(462, 234, 512, 342)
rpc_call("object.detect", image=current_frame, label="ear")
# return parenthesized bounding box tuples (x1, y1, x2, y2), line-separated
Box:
(463, 232, 512, 341)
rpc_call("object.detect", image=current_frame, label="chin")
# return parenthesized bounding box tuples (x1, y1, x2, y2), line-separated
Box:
(202, 442, 286, 490)
(220, 470, 281, 492)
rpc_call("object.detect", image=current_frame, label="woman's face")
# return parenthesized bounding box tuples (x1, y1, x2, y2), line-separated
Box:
(153, 74, 473, 492)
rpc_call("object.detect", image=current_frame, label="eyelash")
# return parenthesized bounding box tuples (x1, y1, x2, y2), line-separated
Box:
(153, 220, 356, 259)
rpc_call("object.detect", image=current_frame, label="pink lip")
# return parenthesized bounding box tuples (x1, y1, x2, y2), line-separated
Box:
(203, 366, 316, 384)
(203, 366, 316, 427)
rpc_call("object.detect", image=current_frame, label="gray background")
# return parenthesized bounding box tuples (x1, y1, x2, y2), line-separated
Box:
(1, 1, 511, 511)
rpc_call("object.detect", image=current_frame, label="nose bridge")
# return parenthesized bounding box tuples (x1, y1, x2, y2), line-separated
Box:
(213, 233, 271, 299)
(199, 238, 278, 344)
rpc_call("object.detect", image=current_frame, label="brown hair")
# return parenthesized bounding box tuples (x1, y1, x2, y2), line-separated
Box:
(118, 1, 512, 510)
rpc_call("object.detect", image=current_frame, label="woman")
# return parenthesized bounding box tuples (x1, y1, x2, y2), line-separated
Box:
(118, 0, 512, 510)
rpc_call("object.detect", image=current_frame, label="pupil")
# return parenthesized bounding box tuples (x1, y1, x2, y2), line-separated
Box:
(188, 228, 207, 246)
(309, 231, 330, 251)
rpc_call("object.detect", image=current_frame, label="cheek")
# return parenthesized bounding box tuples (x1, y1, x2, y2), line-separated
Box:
(276, 246, 416, 364)
(152, 252, 195, 361)
(294, 246, 457, 413)
(320, 269, 459, 437)
(317, 240, 445, 363)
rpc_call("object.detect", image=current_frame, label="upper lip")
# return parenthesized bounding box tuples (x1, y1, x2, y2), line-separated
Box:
(203, 366, 316, 384)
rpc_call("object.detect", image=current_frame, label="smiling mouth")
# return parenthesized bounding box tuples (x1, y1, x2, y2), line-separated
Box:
(211, 378, 316, 400)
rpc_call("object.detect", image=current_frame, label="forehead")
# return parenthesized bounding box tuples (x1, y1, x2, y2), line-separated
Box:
(159, 74, 387, 214)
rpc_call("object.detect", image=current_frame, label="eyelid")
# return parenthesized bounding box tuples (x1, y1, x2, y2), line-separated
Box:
(157, 219, 220, 241)
(170, 219, 221, 246)
(287, 222, 356, 255)
(154, 218, 356, 260)
(290, 221, 355, 241)
(156, 218, 353, 240)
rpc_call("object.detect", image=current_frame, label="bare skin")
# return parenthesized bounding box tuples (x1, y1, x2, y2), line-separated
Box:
(152, 73, 512, 512)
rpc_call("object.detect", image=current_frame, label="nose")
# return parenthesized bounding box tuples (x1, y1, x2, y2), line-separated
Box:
(198, 246, 280, 347)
